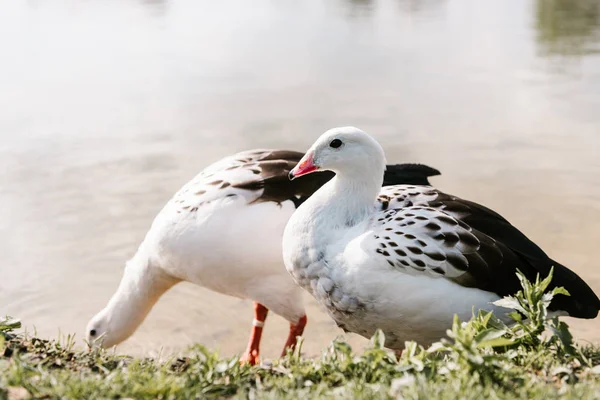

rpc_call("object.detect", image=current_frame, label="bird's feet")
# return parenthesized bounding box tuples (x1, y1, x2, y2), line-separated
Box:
(240, 302, 269, 366)
(240, 349, 260, 366)
(281, 315, 308, 357)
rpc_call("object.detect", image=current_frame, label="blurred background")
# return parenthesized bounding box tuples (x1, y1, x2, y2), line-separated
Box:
(1, 0, 599, 359)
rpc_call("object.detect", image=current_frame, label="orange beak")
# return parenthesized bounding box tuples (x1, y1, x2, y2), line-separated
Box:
(289, 152, 318, 180)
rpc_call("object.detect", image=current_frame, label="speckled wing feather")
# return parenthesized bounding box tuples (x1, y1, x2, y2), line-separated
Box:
(169, 150, 442, 213)
(371, 185, 600, 319)
(231, 150, 333, 207)
(371, 205, 484, 278)
(167, 150, 295, 212)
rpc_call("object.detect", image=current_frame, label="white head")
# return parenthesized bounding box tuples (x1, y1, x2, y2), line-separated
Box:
(85, 303, 137, 349)
(289, 126, 387, 181)
(85, 254, 176, 349)
(86, 308, 116, 348)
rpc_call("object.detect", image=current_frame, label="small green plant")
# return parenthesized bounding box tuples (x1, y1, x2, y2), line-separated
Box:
(0, 317, 21, 354)
(0, 317, 21, 335)
(493, 267, 575, 352)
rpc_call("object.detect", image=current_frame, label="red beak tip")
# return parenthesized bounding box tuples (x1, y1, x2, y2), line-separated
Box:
(291, 153, 318, 178)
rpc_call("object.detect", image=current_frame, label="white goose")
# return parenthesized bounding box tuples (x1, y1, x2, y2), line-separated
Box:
(86, 148, 441, 364)
(283, 127, 600, 349)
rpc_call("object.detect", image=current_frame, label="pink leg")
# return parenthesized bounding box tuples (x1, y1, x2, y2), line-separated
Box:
(240, 302, 269, 365)
(281, 315, 308, 357)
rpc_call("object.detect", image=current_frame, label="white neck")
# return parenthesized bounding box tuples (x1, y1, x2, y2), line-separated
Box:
(294, 165, 384, 237)
(329, 173, 382, 226)
(99, 249, 178, 347)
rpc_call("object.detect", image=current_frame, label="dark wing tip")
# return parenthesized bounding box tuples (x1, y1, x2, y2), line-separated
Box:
(550, 259, 600, 319)
(238, 153, 334, 207)
(383, 163, 441, 186)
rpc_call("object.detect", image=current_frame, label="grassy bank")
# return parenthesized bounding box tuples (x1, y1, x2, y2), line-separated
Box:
(2, 271, 600, 399)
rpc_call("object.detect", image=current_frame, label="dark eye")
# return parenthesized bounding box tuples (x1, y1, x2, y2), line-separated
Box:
(89, 329, 97, 337)
(329, 139, 343, 148)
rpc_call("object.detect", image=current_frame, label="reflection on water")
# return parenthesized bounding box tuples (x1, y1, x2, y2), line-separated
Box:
(1, 0, 600, 358)
(140, 0, 168, 16)
(339, 0, 445, 18)
(536, 0, 600, 56)
(395, 0, 446, 15)
(341, 0, 378, 18)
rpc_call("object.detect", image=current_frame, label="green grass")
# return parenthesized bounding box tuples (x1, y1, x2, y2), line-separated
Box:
(2, 270, 600, 399)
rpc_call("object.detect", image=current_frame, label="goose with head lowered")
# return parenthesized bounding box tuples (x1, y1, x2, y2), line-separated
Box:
(85, 148, 441, 364)
(283, 127, 600, 349)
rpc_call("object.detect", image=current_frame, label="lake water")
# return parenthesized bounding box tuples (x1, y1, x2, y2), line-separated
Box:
(1, 0, 600, 358)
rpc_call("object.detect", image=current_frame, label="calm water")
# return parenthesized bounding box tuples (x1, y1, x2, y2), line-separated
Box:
(1, 0, 600, 358)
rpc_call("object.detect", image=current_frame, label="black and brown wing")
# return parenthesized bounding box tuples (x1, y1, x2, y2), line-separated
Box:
(373, 185, 600, 319)
(234, 150, 441, 208)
